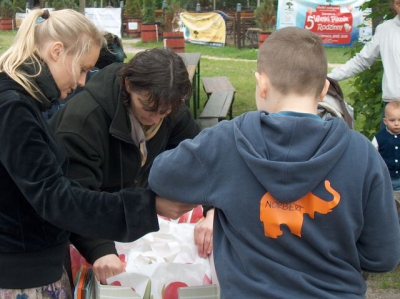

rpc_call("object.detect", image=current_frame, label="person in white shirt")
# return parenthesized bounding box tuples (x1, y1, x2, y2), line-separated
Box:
(328, 0, 400, 126)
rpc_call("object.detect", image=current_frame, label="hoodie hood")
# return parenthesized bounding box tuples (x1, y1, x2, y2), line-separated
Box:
(234, 111, 350, 203)
(83, 62, 124, 121)
(81, 62, 134, 142)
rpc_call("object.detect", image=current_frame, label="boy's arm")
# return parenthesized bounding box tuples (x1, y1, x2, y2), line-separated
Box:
(149, 132, 210, 206)
(165, 106, 215, 214)
(358, 154, 400, 272)
(165, 105, 201, 150)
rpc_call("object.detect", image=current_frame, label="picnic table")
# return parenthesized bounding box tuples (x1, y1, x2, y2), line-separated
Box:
(179, 53, 201, 119)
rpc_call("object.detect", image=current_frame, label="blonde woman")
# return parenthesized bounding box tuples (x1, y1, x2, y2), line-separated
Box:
(0, 9, 195, 298)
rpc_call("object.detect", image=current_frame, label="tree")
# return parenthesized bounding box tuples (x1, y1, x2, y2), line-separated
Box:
(254, 0, 276, 31)
(164, 0, 182, 32)
(0, 0, 14, 19)
(125, 0, 142, 18)
(12, 0, 26, 13)
(142, 0, 155, 24)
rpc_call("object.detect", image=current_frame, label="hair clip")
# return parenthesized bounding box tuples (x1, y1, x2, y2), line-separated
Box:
(36, 9, 50, 25)
(35, 17, 45, 25)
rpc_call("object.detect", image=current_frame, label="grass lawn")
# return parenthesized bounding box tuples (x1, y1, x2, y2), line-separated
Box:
(1, 31, 399, 290)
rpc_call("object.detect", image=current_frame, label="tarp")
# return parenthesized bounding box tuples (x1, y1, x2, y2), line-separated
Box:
(179, 12, 226, 47)
(277, 0, 372, 46)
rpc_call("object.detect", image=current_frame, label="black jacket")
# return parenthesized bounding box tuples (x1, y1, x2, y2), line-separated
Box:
(49, 63, 201, 264)
(0, 63, 159, 288)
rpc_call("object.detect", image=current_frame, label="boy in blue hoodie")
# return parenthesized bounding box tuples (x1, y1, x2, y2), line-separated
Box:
(148, 27, 400, 298)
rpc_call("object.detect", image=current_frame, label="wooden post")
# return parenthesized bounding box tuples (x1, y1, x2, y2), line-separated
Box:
(236, 3, 241, 50)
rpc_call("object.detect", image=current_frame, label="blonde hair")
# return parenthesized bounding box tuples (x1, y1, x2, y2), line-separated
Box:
(257, 27, 327, 98)
(0, 9, 103, 102)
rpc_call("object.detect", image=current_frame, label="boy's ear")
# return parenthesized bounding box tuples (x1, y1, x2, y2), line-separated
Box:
(255, 71, 269, 99)
(319, 79, 330, 101)
(383, 117, 388, 126)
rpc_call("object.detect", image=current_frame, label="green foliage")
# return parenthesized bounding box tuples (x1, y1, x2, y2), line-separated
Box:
(164, 0, 181, 32)
(12, 0, 26, 13)
(142, 0, 155, 24)
(0, 0, 14, 19)
(51, 0, 78, 10)
(254, 0, 276, 31)
(125, 0, 142, 18)
(347, 0, 396, 139)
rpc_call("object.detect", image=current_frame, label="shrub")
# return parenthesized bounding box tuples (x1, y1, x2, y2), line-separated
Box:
(0, 0, 14, 19)
(142, 0, 155, 24)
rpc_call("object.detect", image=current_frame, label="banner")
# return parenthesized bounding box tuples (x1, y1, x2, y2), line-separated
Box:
(277, 0, 372, 46)
(179, 12, 226, 47)
(15, 13, 26, 28)
(85, 8, 122, 38)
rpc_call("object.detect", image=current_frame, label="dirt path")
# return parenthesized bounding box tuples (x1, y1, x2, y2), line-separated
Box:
(366, 280, 400, 299)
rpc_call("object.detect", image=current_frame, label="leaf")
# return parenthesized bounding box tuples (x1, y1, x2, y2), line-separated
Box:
(143, 279, 152, 299)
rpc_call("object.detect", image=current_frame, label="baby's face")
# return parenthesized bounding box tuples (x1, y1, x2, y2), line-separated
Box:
(394, 0, 400, 17)
(384, 107, 400, 135)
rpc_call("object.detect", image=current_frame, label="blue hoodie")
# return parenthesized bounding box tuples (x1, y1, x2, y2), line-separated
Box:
(149, 111, 400, 299)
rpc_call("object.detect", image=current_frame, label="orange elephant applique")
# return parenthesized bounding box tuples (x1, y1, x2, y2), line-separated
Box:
(259, 180, 340, 238)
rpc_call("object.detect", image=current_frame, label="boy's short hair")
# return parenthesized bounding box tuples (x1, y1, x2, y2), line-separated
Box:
(257, 27, 327, 98)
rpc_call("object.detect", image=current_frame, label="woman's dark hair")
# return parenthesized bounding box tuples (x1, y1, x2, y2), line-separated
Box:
(96, 32, 126, 69)
(119, 48, 192, 115)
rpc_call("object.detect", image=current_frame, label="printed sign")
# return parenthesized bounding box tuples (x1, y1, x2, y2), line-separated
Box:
(277, 0, 371, 46)
(15, 13, 26, 28)
(85, 8, 122, 38)
(304, 5, 353, 44)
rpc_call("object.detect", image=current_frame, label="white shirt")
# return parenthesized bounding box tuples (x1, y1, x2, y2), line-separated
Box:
(328, 16, 400, 101)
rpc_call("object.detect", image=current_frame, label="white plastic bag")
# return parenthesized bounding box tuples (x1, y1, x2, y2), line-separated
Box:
(111, 218, 212, 299)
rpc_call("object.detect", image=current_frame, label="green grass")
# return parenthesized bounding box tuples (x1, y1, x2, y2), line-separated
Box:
(368, 264, 400, 289)
(130, 39, 353, 64)
(0, 31, 15, 56)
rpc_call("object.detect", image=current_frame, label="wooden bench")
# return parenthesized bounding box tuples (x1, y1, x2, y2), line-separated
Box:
(196, 118, 219, 130)
(197, 90, 235, 129)
(201, 76, 236, 119)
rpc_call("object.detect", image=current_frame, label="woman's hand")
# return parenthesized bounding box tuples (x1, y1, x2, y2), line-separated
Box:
(93, 254, 126, 284)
